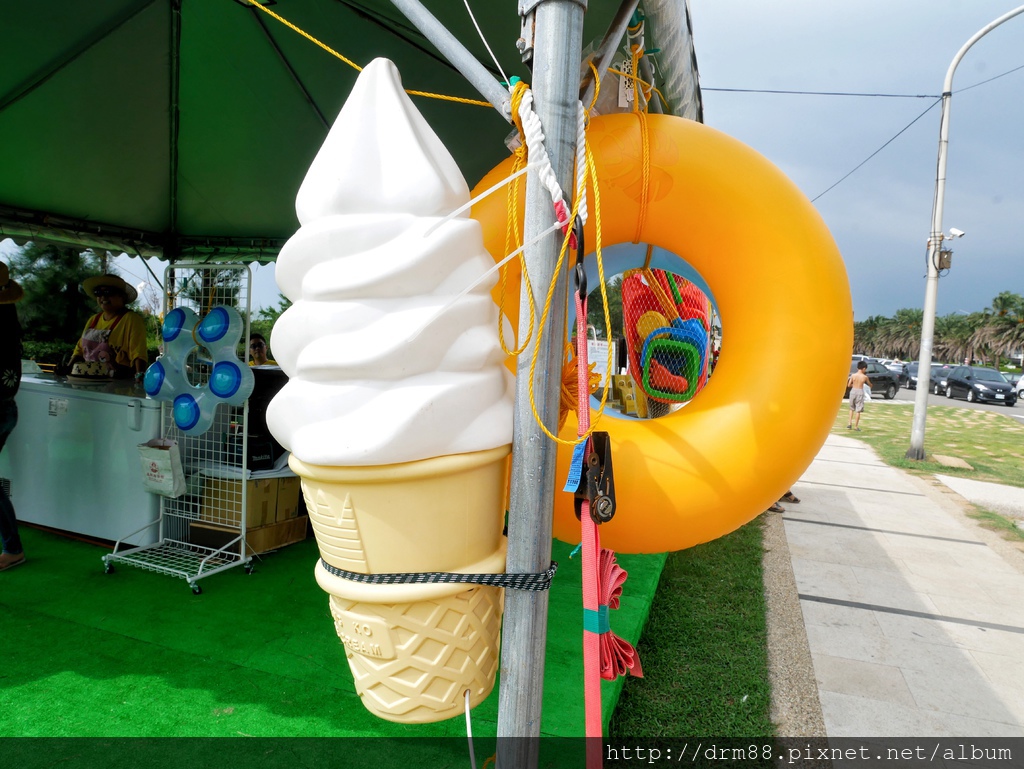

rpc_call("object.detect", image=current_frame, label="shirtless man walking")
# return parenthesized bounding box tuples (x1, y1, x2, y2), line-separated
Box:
(847, 360, 871, 431)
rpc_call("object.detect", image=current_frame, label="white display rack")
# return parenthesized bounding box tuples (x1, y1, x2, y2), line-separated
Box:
(103, 263, 255, 594)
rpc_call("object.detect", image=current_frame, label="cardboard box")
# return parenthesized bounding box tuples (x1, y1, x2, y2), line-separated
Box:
(248, 516, 308, 554)
(190, 516, 309, 556)
(201, 477, 278, 528)
(276, 476, 302, 522)
(189, 520, 244, 555)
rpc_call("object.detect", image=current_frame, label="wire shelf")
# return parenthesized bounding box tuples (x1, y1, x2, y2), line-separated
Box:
(103, 263, 255, 594)
(103, 539, 247, 592)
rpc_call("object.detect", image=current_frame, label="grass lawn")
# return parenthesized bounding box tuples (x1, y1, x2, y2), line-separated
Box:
(609, 519, 772, 738)
(834, 400, 1024, 541)
(837, 401, 1024, 487)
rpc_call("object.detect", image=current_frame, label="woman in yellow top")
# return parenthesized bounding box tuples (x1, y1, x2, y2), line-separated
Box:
(69, 274, 149, 380)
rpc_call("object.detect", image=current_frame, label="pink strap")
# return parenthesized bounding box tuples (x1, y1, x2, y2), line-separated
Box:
(574, 286, 642, 766)
(574, 289, 603, 762)
(598, 549, 644, 679)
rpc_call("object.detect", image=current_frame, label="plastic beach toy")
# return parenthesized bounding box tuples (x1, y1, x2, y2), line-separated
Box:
(472, 112, 853, 554)
(144, 305, 254, 435)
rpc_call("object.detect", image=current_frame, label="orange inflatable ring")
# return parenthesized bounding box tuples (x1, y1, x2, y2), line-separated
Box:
(471, 113, 852, 553)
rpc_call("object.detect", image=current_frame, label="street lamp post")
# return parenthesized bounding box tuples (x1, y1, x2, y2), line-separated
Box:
(906, 4, 1024, 461)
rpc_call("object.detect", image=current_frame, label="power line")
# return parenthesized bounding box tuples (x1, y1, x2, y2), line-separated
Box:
(703, 87, 938, 99)
(708, 64, 1024, 202)
(953, 62, 1024, 94)
(811, 99, 941, 202)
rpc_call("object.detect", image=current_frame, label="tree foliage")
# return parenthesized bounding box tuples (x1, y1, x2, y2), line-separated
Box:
(7, 243, 105, 349)
(854, 292, 1024, 367)
(586, 275, 624, 340)
(249, 293, 292, 354)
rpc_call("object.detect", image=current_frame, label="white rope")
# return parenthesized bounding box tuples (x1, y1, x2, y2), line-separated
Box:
(465, 689, 477, 769)
(463, 0, 509, 90)
(517, 86, 590, 237)
(574, 100, 589, 226)
(517, 88, 569, 218)
(424, 162, 537, 238)
(404, 220, 562, 345)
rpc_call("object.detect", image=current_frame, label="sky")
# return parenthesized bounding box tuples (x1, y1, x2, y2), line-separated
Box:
(2, 1, 1021, 322)
(690, 0, 1024, 321)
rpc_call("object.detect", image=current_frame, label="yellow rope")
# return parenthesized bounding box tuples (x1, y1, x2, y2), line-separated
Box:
(496, 81, 536, 357)
(525, 130, 613, 446)
(607, 67, 666, 111)
(633, 110, 650, 244)
(586, 60, 602, 112)
(585, 136, 616, 423)
(630, 44, 644, 112)
(642, 243, 654, 269)
(245, 0, 492, 108)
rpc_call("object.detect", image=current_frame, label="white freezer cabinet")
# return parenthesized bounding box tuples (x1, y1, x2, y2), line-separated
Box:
(0, 374, 161, 544)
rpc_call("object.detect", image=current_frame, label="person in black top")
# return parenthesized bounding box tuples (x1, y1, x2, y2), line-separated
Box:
(0, 262, 25, 570)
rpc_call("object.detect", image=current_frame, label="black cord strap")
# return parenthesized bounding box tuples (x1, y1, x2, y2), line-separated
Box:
(319, 559, 558, 592)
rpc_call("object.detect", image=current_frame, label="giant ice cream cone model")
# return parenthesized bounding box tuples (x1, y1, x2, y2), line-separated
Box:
(266, 58, 514, 723)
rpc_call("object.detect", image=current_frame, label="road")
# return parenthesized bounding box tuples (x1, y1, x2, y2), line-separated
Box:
(890, 385, 1024, 422)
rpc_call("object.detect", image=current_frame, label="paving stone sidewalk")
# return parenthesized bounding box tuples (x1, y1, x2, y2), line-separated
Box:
(778, 433, 1024, 737)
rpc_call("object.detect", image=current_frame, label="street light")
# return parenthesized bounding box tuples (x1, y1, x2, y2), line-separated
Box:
(906, 4, 1024, 461)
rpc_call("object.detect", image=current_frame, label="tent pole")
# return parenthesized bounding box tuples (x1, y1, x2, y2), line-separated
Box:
(388, 0, 513, 122)
(579, 0, 639, 110)
(168, 0, 182, 244)
(497, 1, 586, 766)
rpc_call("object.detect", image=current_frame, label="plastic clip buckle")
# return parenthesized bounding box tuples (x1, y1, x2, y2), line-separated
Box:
(573, 216, 587, 300)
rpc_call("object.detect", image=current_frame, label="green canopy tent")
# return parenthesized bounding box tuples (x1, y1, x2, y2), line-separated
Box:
(0, 0, 700, 263)
(0, 0, 704, 750)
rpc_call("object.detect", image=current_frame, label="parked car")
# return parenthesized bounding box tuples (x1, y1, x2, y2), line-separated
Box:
(906, 361, 925, 389)
(930, 363, 953, 395)
(844, 360, 900, 400)
(944, 365, 1017, 406)
(1005, 372, 1023, 398)
(889, 360, 910, 386)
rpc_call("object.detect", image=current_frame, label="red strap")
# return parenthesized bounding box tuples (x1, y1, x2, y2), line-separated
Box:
(574, 289, 603, 762)
(574, 286, 642, 763)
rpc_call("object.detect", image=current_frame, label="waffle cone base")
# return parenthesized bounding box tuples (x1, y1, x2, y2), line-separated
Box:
(292, 446, 510, 723)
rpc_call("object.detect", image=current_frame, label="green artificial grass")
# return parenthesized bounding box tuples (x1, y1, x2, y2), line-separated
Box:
(0, 526, 665, 740)
(608, 519, 773, 738)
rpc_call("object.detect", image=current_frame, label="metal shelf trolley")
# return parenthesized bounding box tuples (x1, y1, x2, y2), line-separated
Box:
(103, 263, 257, 594)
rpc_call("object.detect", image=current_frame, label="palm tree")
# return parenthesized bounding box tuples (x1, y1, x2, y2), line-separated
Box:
(977, 292, 1024, 368)
(877, 308, 923, 359)
(934, 313, 975, 364)
(853, 315, 887, 356)
(985, 291, 1022, 319)
(897, 308, 923, 358)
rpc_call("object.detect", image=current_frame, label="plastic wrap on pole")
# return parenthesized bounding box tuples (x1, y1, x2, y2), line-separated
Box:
(641, 0, 703, 120)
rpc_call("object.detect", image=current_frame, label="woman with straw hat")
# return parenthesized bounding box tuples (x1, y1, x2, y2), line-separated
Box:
(68, 274, 148, 381)
(0, 261, 26, 571)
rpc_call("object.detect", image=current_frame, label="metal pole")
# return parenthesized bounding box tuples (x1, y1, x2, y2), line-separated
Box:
(387, 0, 513, 122)
(497, 1, 586, 766)
(906, 3, 1024, 460)
(579, 0, 639, 109)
